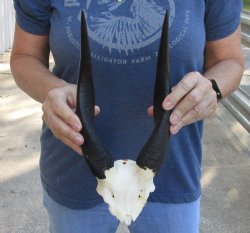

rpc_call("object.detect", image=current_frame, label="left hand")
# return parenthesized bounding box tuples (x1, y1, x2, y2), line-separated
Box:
(148, 72, 218, 135)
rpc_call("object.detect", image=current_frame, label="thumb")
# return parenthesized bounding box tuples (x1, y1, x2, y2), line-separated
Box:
(66, 85, 78, 109)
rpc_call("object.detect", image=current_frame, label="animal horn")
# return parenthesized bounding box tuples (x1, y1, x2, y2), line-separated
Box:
(76, 11, 114, 179)
(136, 12, 171, 173)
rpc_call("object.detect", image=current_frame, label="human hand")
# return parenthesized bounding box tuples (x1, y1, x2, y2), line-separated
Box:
(148, 72, 217, 135)
(42, 84, 100, 155)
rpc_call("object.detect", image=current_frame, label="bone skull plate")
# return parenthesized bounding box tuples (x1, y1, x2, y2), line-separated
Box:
(97, 160, 155, 225)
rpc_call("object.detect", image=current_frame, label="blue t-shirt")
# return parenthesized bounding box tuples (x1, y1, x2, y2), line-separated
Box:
(14, 0, 242, 209)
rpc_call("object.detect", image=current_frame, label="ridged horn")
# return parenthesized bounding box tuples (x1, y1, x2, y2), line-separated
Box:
(136, 12, 171, 173)
(76, 11, 114, 179)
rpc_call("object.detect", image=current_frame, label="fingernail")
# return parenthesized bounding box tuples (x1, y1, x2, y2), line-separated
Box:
(171, 125, 179, 135)
(163, 101, 173, 110)
(75, 135, 84, 144)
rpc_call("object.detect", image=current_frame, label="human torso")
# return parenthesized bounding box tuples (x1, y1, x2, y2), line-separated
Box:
(41, 0, 206, 208)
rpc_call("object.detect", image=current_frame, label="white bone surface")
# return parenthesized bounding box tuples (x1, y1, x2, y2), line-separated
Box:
(96, 160, 155, 225)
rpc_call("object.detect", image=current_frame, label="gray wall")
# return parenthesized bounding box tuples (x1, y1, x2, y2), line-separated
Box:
(0, 0, 15, 54)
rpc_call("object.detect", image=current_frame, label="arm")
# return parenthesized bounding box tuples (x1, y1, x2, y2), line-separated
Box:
(11, 24, 66, 102)
(161, 26, 244, 134)
(203, 27, 244, 96)
(11, 24, 84, 155)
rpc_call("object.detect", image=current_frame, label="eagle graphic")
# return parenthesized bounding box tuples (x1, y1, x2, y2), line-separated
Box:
(80, 0, 175, 54)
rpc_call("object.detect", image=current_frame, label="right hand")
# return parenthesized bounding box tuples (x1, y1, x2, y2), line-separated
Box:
(42, 84, 100, 155)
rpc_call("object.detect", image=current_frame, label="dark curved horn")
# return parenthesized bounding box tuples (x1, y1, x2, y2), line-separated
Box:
(76, 11, 114, 179)
(136, 12, 171, 173)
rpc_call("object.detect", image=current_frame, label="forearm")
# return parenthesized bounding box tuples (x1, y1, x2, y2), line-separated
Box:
(204, 59, 244, 98)
(11, 55, 67, 103)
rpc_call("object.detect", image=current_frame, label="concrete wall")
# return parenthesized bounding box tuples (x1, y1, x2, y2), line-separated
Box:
(0, 0, 15, 54)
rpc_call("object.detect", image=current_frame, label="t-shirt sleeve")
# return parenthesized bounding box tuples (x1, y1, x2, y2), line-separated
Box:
(205, 0, 243, 41)
(13, 0, 51, 35)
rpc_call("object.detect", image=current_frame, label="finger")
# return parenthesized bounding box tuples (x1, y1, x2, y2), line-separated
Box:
(169, 81, 211, 125)
(170, 94, 217, 134)
(162, 72, 201, 110)
(45, 89, 82, 132)
(51, 98, 82, 132)
(67, 93, 76, 109)
(66, 85, 78, 109)
(43, 109, 84, 155)
(60, 136, 83, 156)
(170, 107, 200, 134)
(147, 106, 154, 117)
(45, 111, 84, 146)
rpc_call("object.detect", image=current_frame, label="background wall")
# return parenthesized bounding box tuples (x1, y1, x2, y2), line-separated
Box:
(0, 0, 15, 54)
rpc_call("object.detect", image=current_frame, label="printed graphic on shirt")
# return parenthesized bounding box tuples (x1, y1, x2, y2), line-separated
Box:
(64, 0, 80, 7)
(65, 0, 190, 64)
